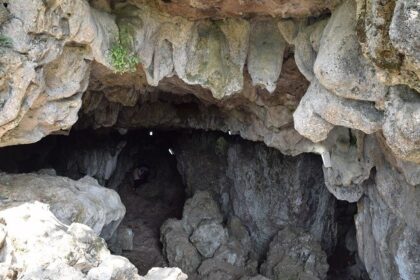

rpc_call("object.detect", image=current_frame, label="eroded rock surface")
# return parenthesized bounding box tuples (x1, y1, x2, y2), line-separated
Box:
(0, 202, 141, 280)
(260, 227, 329, 280)
(0, 0, 419, 279)
(0, 173, 125, 240)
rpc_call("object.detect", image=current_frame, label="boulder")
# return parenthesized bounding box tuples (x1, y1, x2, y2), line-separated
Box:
(0, 202, 141, 280)
(0, 173, 125, 240)
(160, 219, 201, 275)
(141, 267, 187, 280)
(181, 191, 224, 234)
(260, 227, 329, 280)
(190, 220, 228, 258)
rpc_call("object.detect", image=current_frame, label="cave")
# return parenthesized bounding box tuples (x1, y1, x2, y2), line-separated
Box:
(1, 0, 419, 279)
(0, 126, 368, 279)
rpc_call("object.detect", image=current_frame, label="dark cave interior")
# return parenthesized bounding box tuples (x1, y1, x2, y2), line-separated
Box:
(0, 128, 368, 279)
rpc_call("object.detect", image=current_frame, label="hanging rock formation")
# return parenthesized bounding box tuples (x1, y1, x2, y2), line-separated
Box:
(0, 0, 419, 279)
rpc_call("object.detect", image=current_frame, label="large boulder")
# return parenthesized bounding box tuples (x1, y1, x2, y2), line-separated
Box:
(0, 202, 141, 280)
(260, 227, 329, 280)
(0, 173, 125, 240)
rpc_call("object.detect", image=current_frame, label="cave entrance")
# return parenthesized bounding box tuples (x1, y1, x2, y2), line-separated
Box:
(0, 129, 187, 274)
(0, 128, 368, 279)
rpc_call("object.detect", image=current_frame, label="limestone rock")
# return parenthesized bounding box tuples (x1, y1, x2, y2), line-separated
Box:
(174, 132, 337, 258)
(260, 227, 329, 280)
(382, 86, 420, 164)
(355, 179, 420, 280)
(321, 128, 374, 202)
(293, 83, 335, 142)
(160, 219, 202, 275)
(375, 161, 420, 232)
(0, 173, 125, 240)
(389, 0, 420, 66)
(0, 0, 118, 147)
(0, 202, 141, 280)
(108, 226, 135, 254)
(314, 0, 387, 102)
(293, 20, 328, 82)
(356, 0, 420, 91)
(240, 276, 270, 280)
(141, 267, 187, 280)
(181, 191, 224, 234)
(153, 0, 342, 19)
(294, 80, 384, 142)
(190, 220, 228, 258)
(247, 19, 286, 92)
(161, 190, 259, 278)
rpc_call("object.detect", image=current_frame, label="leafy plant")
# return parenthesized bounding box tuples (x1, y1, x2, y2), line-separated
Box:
(0, 35, 12, 48)
(108, 43, 139, 74)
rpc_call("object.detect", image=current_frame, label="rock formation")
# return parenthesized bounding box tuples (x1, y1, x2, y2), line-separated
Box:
(0, 0, 419, 279)
(0, 172, 189, 280)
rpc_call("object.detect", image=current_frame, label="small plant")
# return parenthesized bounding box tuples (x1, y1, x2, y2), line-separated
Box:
(0, 35, 12, 48)
(108, 43, 139, 74)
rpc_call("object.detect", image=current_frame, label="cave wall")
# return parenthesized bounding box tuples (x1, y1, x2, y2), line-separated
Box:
(0, 0, 419, 279)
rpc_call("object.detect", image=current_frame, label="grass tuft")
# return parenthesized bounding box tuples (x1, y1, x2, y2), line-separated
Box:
(108, 43, 139, 74)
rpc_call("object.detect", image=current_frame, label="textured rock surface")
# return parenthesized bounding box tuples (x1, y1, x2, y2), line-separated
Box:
(141, 267, 187, 280)
(0, 202, 141, 280)
(175, 132, 337, 256)
(356, 178, 420, 280)
(0, 0, 118, 147)
(260, 227, 329, 280)
(0, 173, 125, 240)
(149, 0, 341, 19)
(0, 201, 189, 280)
(0, 0, 419, 279)
(160, 132, 337, 279)
(356, 0, 420, 92)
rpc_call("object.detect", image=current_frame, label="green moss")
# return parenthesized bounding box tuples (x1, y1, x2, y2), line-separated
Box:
(108, 21, 139, 74)
(0, 35, 12, 48)
(108, 43, 139, 74)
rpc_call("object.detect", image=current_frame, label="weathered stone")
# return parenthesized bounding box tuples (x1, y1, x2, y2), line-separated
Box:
(108, 226, 135, 254)
(294, 80, 384, 143)
(141, 267, 187, 280)
(175, 132, 337, 258)
(293, 20, 328, 82)
(0, 0, 118, 147)
(160, 219, 201, 275)
(315, 0, 387, 102)
(190, 220, 228, 258)
(356, 0, 419, 91)
(181, 191, 224, 234)
(389, 0, 420, 66)
(247, 19, 286, 92)
(355, 178, 420, 280)
(260, 227, 329, 280)
(0, 173, 125, 240)
(0, 202, 141, 280)
(153, 0, 341, 19)
(382, 86, 420, 164)
(293, 83, 335, 142)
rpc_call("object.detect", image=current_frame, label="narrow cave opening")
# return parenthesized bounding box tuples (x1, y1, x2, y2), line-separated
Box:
(0, 128, 368, 279)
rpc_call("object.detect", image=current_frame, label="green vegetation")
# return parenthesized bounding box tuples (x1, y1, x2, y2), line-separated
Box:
(108, 24, 139, 74)
(108, 43, 139, 74)
(0, 35, 12, 48)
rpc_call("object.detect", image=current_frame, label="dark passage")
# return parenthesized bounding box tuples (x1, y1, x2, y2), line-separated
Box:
(0, 128, 369, 278)
(0, 129, 187, 274)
